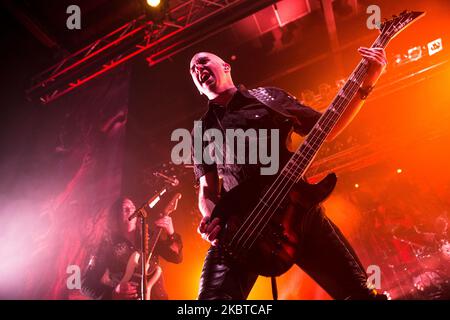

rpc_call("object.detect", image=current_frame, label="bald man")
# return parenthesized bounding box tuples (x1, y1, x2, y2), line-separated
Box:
(189, 50, 388, 300)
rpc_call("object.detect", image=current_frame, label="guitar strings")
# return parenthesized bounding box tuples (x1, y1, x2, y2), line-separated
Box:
(230, 59, 371, 250)
(238, 62, 371, 251)
(242, 39, 390, 251)
(239, 22, 399, 251)
(243, 61, 372, 250)
(229, 16, 403, 254)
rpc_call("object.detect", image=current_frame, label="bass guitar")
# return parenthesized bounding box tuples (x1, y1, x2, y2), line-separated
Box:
(211, 10, 425, 277)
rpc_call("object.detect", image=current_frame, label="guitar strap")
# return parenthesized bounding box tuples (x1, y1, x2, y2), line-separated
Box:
(247, 87, 302, 129)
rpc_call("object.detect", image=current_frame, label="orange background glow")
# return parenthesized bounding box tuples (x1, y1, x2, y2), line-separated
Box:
(159, 0, 450, 300)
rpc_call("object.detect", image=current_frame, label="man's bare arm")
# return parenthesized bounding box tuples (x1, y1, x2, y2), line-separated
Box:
(327, 47, 387, 141)
(198, 171, 221, 244)
(198, 171, 219, 217)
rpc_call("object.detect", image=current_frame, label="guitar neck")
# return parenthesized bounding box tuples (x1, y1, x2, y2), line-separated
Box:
(145, 193, 180, 261)
(282, 34, 390, 181)
(147, 227, 163, 259)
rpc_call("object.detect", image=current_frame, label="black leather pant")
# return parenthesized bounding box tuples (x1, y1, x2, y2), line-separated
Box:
(198, 206, 386, 300)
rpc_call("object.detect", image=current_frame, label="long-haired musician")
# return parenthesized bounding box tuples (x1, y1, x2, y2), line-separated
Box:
(81, 196, 183, 300)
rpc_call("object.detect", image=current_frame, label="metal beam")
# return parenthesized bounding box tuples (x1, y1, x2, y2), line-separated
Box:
(320, 0, 344, 76)
(320, 0, 339, 52)
(1, 0, 62, 51)
(26, 0, 278, 105)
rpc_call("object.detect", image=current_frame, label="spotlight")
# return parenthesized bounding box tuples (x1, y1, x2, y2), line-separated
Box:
(147, 0, 161, 7)
(428, 38, 443, 56)
(354, 183, 359, 189)
(408, 46, 422, 62)
(143, 0, 168, 22)
(397, 168, 402, 174)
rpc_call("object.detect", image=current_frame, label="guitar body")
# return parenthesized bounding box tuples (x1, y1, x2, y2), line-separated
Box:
(116, 192, 181, 300)
(118, 251, 162, 300)
(209, 10, 425, 278)
(211, 173, 337, 277)
(144, 265, 162, 300)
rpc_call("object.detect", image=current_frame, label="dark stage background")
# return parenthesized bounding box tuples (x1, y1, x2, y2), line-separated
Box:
(1, 0, 450, 299)
(0, 11, 130, 297)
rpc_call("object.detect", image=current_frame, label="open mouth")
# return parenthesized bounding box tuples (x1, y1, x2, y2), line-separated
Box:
(199, 70, 211, 84)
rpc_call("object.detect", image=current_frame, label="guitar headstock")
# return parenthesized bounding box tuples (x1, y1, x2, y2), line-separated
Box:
(163, 193, 182, 216)
(380, 10, 425, 41)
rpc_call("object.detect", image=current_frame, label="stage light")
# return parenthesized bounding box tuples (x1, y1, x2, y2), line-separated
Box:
(354, 183, 359, 189)
(143, 0, 169, 22)
(408, 46, 422, 62)
(300, 90, 316, 106)
(392, 38, 444, 69)
(394, 54, 402, 65)
(147, 0, 161, 8)
(383, 291, 392, 300)
(397, 168, 403, 174)
(427, 38, 443, 56)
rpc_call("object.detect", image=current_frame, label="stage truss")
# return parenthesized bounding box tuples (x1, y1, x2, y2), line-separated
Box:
(27, 0, 278, 104)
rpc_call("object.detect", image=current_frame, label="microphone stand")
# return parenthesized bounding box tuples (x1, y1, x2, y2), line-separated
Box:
(139, 214, 148, 301)
(128, 187, 169, 300)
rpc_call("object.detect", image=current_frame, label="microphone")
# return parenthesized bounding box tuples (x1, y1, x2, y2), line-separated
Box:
(153, 172, 179, 187)
(128, 188, 168, 221)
